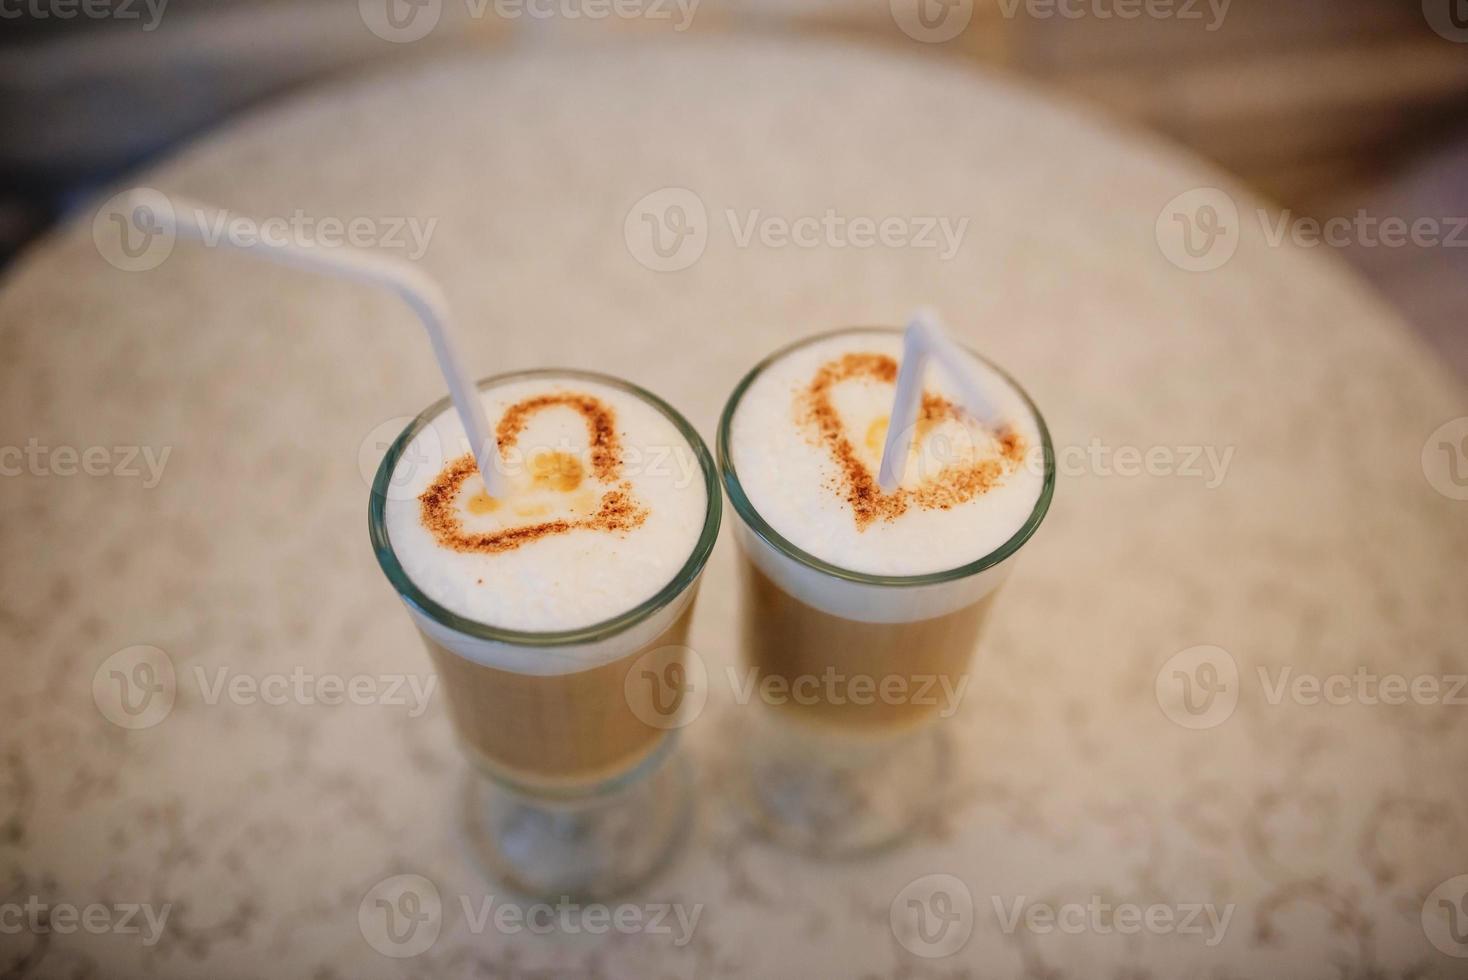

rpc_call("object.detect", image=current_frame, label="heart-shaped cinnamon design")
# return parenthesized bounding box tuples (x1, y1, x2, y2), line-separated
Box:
(419, 392, 648, 554)
(802, 352, 1025, 529)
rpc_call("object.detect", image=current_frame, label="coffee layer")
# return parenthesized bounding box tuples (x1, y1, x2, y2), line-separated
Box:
(738, 557, 993, 732)
(421, 596, 696, 789)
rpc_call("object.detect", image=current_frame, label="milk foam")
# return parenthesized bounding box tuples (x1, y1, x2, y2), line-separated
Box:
(728, 331, 1046, 580)
(384, 376, 709, 635)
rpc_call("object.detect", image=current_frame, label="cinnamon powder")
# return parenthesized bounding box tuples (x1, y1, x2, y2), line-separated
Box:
(800, 352, 1026, 530)
(419, 392, 648, 554)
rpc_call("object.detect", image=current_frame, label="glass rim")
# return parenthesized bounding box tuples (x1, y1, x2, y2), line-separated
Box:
(716, 326, 1055, 588)
(369, 368, 722, 647)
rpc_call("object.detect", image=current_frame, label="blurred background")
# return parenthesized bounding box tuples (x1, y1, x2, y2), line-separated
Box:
(4, 7, 1467, 976)
(3, 0, 1467, 375)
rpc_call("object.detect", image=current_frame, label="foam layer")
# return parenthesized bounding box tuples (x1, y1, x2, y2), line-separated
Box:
(384, 375, 708, 634)
(728, 331, 1045, 579)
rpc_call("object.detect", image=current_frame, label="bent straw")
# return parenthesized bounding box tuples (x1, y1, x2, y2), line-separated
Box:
(877, 309, 1001, 492)
(133, 191, 508, 498)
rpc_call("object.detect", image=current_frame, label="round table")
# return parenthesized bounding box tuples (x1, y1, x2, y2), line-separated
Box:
(3, 37, 1466, 979)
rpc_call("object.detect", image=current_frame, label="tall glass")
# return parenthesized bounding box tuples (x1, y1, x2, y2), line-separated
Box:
(717, 329, 1055, 855)
(370, 370, 721, 898)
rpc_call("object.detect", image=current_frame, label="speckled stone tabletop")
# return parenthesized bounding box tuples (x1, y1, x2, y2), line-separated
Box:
(2, 37, 1467, 980)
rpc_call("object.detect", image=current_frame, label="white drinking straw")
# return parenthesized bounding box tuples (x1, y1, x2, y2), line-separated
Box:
(129, 191, 509, 498)
(877, 309, 1001, 492)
